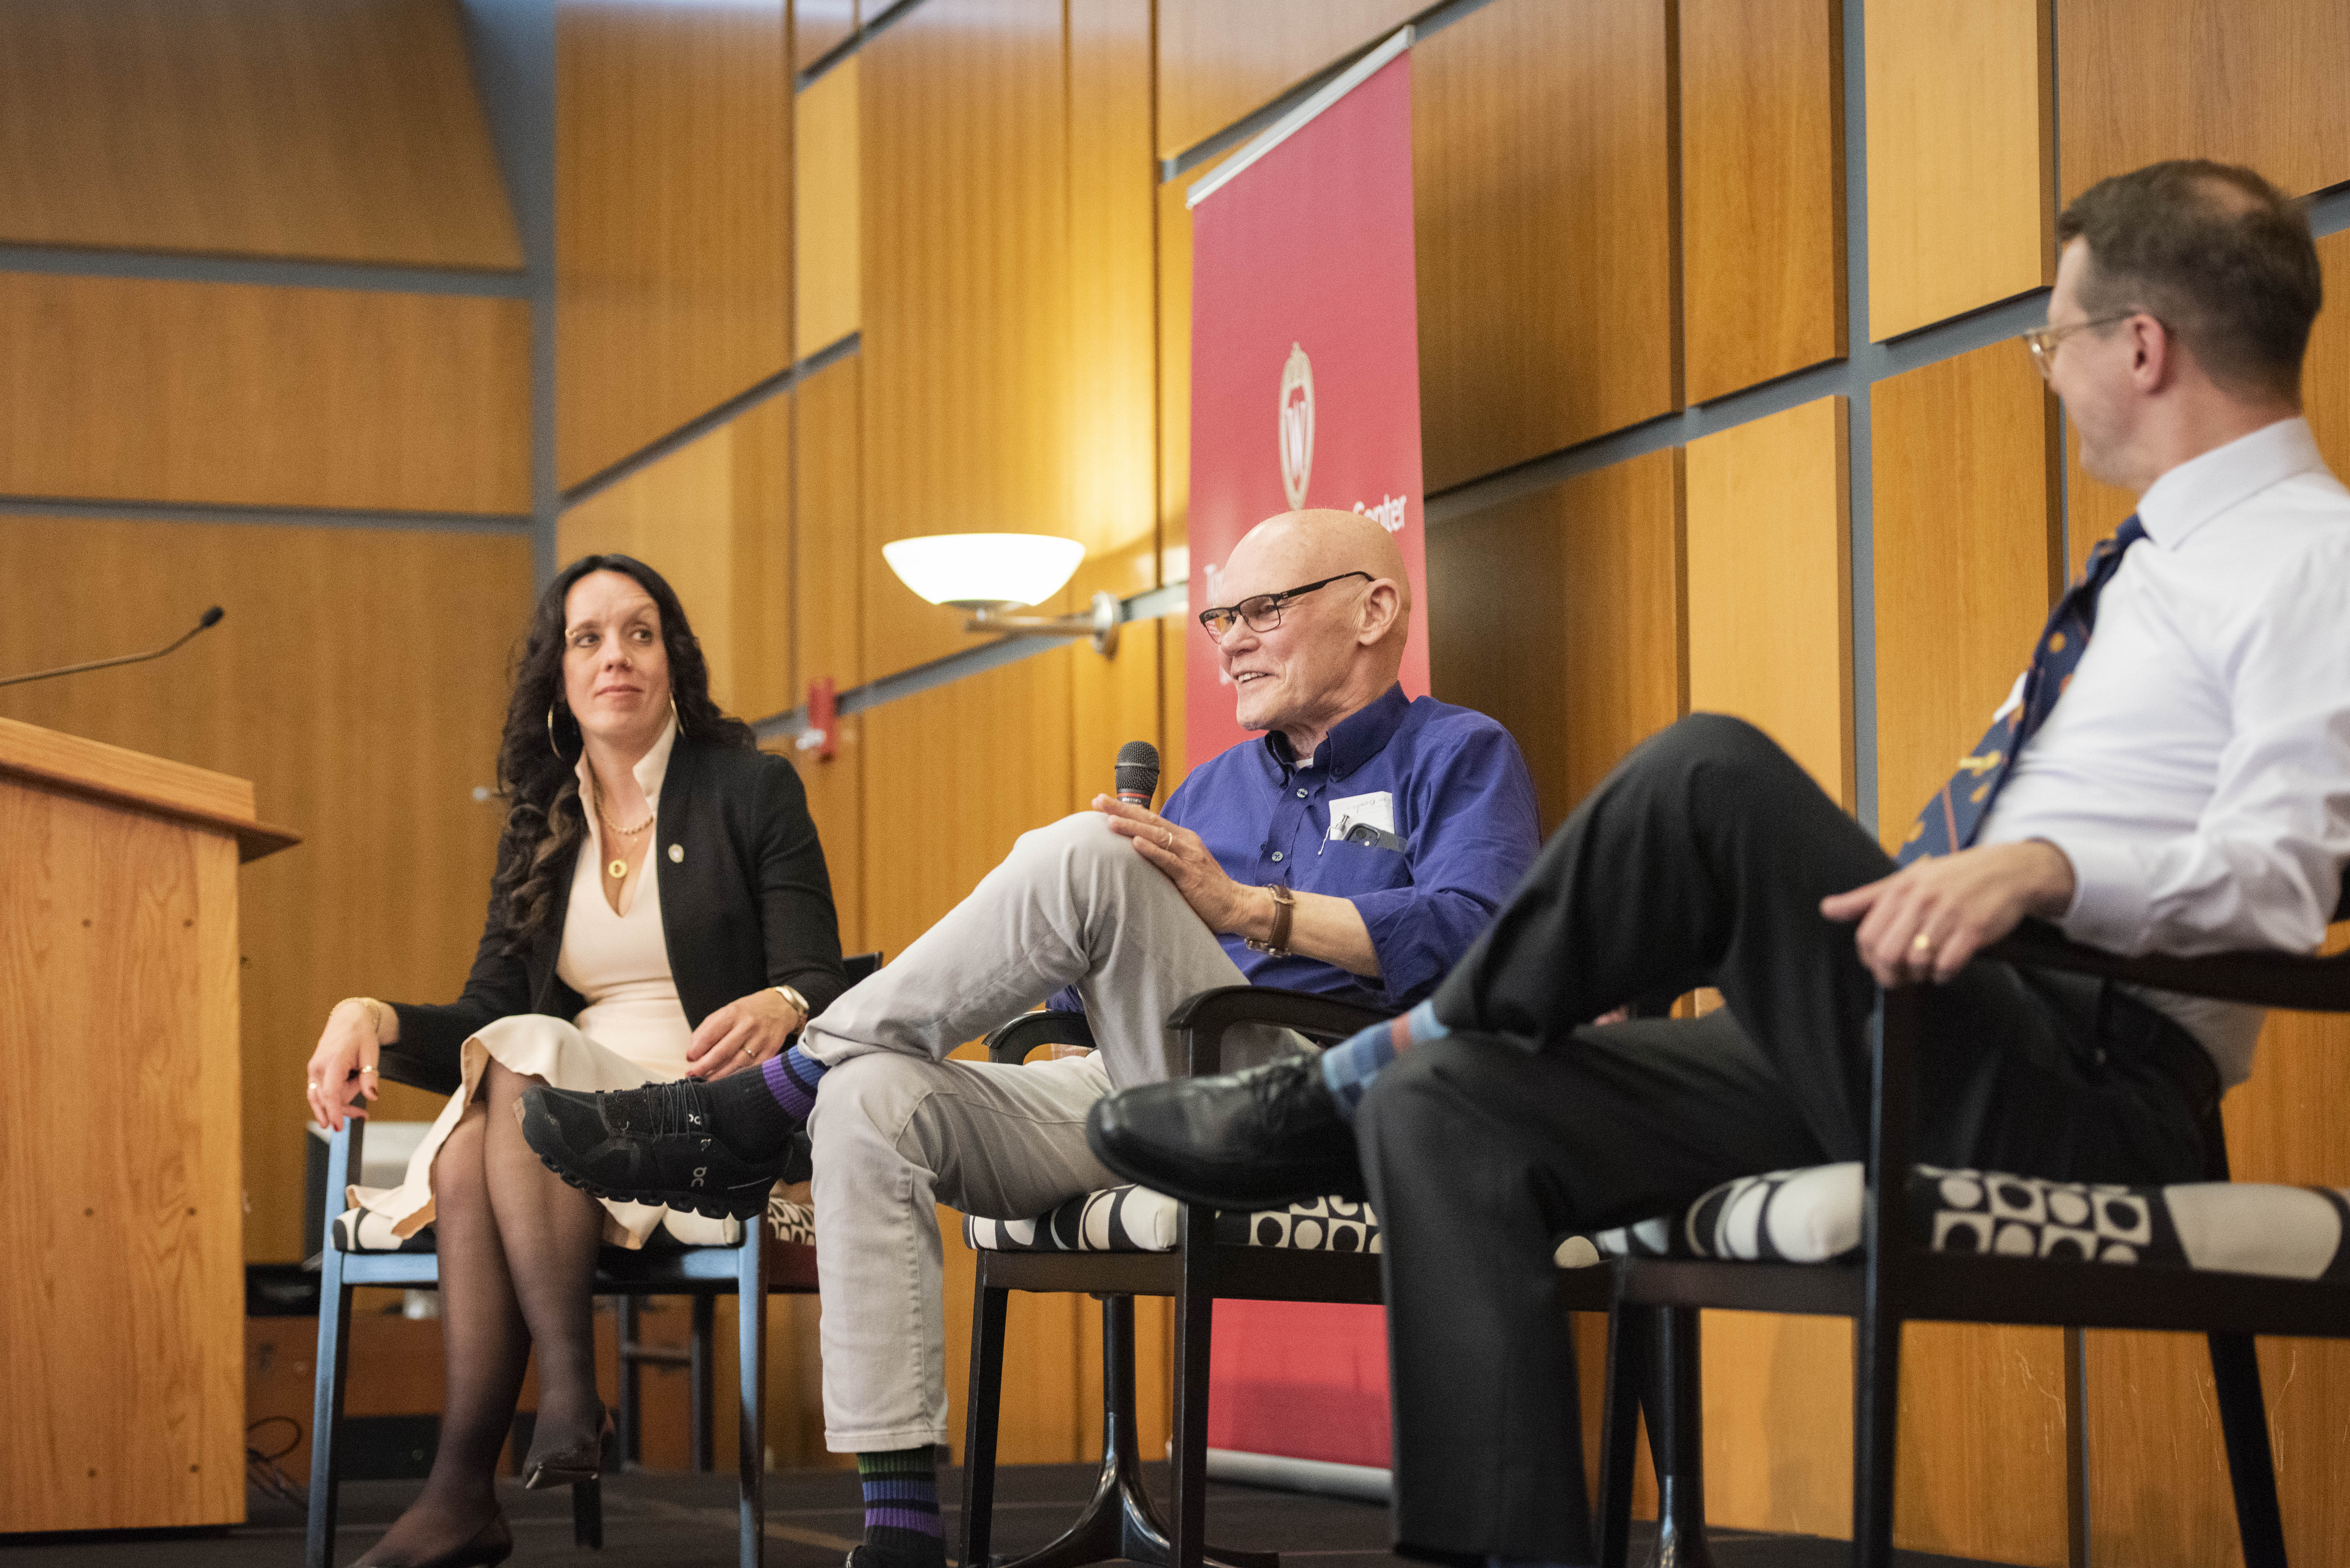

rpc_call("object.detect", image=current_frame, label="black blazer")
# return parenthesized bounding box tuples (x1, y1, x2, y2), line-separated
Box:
(391, 739, 849, 1077)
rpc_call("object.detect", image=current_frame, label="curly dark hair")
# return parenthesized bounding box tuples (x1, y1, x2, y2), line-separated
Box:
(489, 554, 757, 951)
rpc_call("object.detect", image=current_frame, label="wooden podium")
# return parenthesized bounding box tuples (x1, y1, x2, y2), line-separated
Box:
(0, 716, 297, 1533)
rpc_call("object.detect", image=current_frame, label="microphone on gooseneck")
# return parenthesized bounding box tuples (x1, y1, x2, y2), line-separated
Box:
(0, 605, 227, 690)
(1115, 740, 1161, 809)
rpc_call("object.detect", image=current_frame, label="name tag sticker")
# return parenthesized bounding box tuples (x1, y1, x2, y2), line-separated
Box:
(1327, 790, 1396, 840)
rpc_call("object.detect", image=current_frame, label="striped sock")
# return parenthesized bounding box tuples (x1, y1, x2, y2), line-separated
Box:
(1318, 999, 1450, 1123)
(758, 1043, 828, 1122)
(857, 1446, 944, 1567)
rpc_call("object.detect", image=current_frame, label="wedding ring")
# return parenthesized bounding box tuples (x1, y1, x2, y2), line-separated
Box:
(1160, 828, 1173, 848)
(360, 1066, 378, 1075)
(1911, 933, 1935, 954)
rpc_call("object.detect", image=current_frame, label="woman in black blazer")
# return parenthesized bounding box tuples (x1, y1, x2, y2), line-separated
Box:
(302, 554, 845, 1568)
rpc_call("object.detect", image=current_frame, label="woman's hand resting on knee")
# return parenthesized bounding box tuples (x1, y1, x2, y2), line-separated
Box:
(305, 997, 395, 1132)
(685, 988, 808, 1080)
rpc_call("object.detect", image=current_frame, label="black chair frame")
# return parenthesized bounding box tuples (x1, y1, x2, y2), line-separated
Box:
(1598, 908, 2350, 1568)
(957, 986, 1620, 1568)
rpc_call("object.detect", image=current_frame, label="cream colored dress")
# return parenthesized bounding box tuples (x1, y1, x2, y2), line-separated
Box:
(347, 717, 739, 1249)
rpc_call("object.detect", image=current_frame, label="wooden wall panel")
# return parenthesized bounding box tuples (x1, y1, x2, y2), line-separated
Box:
(1681, 0, 1844, 402)
(0, 274, 529, 515)
(1683, 396, 1853, 806)
(1866, 0, 2052, 340)
(557, 0, 792, 489)
(1427, 450, 1687, 832)
(1156, 151, 1230, 592)
(796, 56, 864, 361)
(859, 0, 1071, 680)
(0, 0, 520, 269)
(0, 517, 530, 1263)
(795, 0, 859, 74)
(796, 357, 866, 694)
(2058, 0, 2350, 205)
(794, 358, 866, 950)
(1871, 340, 2061, 846)
(1154, 0, 1420, 159)
(1414, 0, 1680, 492)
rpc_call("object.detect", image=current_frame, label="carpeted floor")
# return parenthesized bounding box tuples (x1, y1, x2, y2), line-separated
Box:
(1, 1463, 2019, 1568)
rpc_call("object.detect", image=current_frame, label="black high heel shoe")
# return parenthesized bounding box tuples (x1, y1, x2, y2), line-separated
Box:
(522, 1405, 615, 1489)
(351, 1512, 513, 1568)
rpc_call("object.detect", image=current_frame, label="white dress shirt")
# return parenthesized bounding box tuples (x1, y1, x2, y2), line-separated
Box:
(1981, 417, 2350, 1086)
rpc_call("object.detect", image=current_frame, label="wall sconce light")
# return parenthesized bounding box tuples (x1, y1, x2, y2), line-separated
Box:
(881, 533, 1122, 656)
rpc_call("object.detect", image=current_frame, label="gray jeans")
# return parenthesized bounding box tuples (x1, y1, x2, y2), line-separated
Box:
(798, 811, 1301, 1450)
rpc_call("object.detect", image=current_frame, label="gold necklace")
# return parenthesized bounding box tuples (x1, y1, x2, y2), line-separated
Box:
(592, 787, 654, 880)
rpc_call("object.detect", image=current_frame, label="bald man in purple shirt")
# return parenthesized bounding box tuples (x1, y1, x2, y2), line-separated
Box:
(522, 507, 1538, 1568)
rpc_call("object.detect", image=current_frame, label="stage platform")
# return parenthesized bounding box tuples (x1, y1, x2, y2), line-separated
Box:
(2, 1461, 2022, 1568)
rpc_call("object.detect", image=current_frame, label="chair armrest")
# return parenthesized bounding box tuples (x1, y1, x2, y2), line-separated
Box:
(1983, 918, 2350, 1012)
(985, 1009, 1099, 1065)
(1164, 985, 1387, 1077)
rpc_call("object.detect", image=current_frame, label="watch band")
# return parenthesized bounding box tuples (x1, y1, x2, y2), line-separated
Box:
(1245, 883, 1296, 957)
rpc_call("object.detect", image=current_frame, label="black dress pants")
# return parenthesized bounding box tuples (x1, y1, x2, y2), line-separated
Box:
(1356, 714, 2210, 1562)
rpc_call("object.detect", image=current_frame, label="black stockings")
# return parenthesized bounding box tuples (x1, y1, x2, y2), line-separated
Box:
(359, 1061, 607, 1563)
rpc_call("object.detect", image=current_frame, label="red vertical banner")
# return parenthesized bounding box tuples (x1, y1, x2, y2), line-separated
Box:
(1185, 31, 1421, 1474)
(1187, 35, 1428, 766)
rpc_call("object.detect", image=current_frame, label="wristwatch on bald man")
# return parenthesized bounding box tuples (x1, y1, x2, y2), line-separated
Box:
(1245, 883, 1296, 957)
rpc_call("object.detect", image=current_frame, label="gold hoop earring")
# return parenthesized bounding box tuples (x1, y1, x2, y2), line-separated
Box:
(670, 692, 686, 736)
(546, 702, 573, 761)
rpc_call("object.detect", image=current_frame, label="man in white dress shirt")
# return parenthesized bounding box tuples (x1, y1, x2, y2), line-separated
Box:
(1085, 159, 2350, 1566)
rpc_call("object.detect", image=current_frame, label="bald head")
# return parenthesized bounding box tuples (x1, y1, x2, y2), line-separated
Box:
(1210, 508, 1412, 756)
(1224, 509, 1413, 630)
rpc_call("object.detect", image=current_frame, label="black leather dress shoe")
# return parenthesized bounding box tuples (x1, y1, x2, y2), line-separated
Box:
(1085, 1053, 1366, 1211)
(520, 1080, 788, 1221)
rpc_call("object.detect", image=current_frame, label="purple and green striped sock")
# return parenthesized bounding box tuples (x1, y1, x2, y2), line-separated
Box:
(1318, 999, 1450, 1123)
(857, 1445, 943, 1567)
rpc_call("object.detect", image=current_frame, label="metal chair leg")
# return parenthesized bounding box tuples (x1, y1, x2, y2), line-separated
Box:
(959, 1270, 1012, 1568)
(1851, 1303, 1903, 1568)
(617, 1295, 643, 1467)
(306, 1265, 355, 1568)
(1643, 1308, 1714, 1568)
(1168, 1252, 1217, 1568)
(1595, 1303, 1644, 1568)
(740, 1238, 770, 1568)
(2209, 1332, 2288, 1568)
(573, 1476, 604, 1549)
(693, 1293, 717, 1474)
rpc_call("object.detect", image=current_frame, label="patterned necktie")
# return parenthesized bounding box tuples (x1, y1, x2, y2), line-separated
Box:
(1897, 514, 2147, 865)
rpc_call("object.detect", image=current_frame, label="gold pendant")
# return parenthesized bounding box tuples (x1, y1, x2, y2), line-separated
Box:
(608, 858, 629, 880)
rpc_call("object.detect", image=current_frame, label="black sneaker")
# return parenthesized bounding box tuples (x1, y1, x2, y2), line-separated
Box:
(519, 1080, 789, 1221)
(1085, 1053, 1365, 1211)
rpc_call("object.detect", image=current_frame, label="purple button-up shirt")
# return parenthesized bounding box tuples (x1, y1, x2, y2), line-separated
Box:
(1061, 683, 1541, 1017)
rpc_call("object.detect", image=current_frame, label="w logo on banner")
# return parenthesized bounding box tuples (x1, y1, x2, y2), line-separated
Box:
(1279, 342, 1315, 509)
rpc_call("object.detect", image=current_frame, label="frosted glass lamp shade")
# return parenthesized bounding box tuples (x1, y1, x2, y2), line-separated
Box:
(881, 533, 1087, 609)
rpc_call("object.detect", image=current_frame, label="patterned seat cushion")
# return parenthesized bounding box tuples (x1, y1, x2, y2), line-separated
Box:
(330, 1192, 817, 1253)
(965, 1186, 1381, 1255)
(1553, 1161, 2350, 1283)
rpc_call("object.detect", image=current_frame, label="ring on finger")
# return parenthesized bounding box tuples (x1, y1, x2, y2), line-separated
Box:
(1160, 828, 1173, 848)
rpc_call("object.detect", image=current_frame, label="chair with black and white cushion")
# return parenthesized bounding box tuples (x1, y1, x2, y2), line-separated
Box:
(955, 985, 1614, 1568)
(1586, 902, 2350, 1568)
(306, 953, 877, 1568)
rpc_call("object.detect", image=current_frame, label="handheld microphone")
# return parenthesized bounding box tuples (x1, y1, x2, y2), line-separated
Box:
(1114, 740, 1161, 809)
(0, 606, 226, 690)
